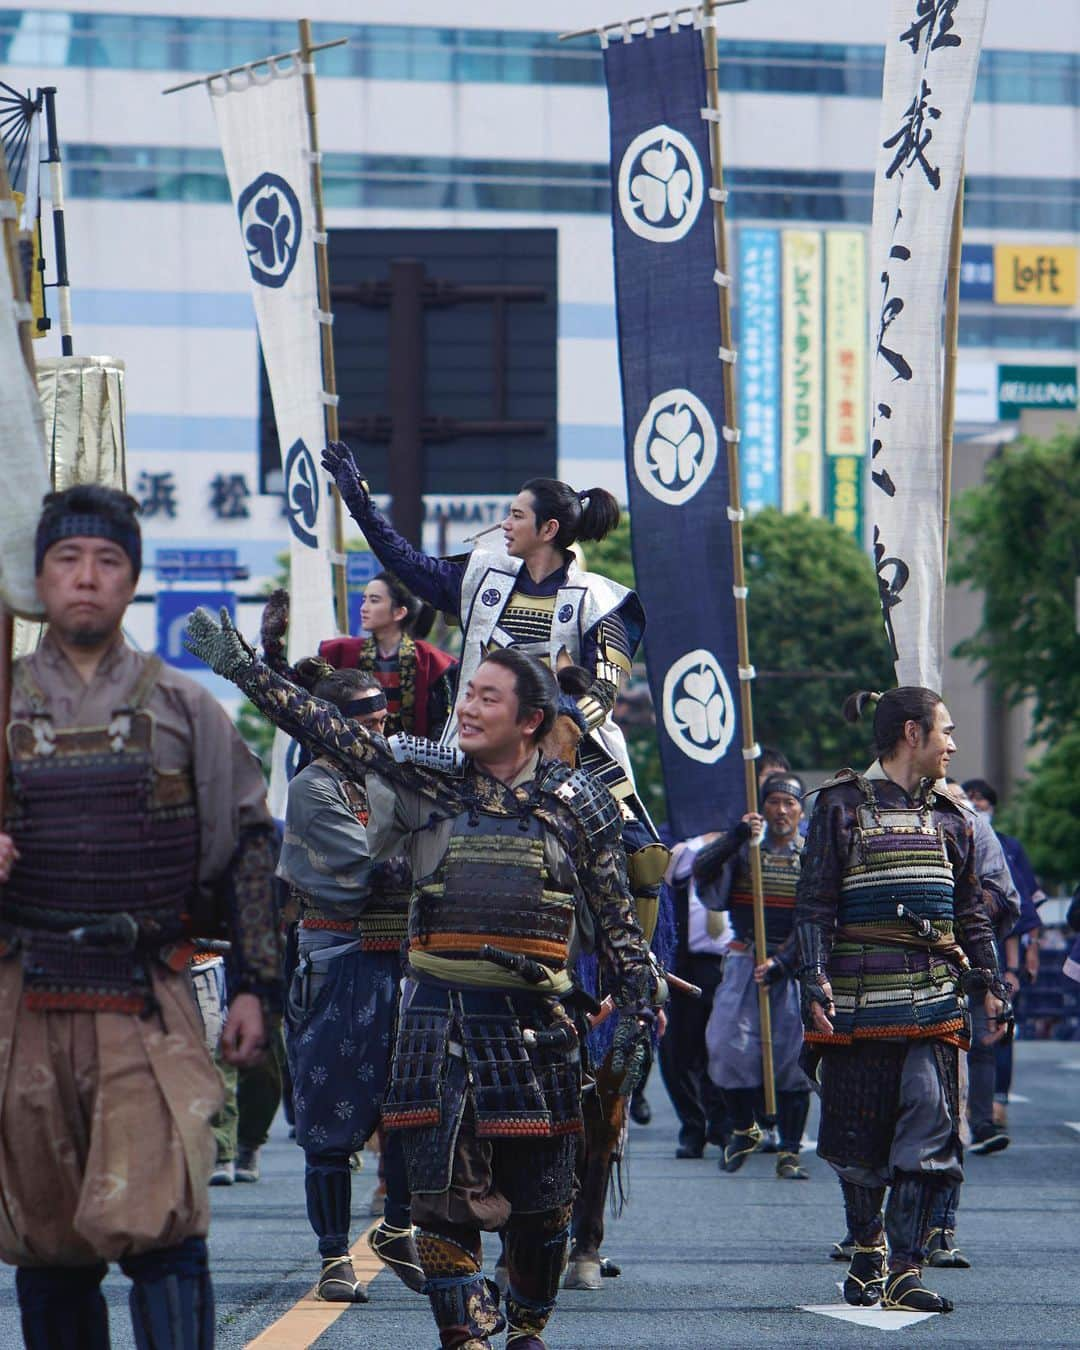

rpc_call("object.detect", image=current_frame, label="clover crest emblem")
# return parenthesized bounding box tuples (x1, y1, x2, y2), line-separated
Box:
(617, 124, 704, 244)
(237, 172, 302, 288)
(662, 651, 736, 765)
(633, 389, 718, 507)
(284, 438, 320, 548)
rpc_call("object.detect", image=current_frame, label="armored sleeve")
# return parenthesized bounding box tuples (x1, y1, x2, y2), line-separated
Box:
(238, 659, 457, 807)
(576, 610, 633, 731)
(345, 495, 464, 618)
(946, 811, 1000, 974)
(218, 823, 283, 1015)
(578, 838, 657, 1008)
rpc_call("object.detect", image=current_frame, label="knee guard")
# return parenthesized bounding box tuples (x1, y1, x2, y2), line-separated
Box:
(506, 1286, 558, 1346)
(16, 1263, 110, 1350)
(840, 1178, 886, 1246)
(121, 1237, 214, 1350)
(304, 1150, 352, 1257)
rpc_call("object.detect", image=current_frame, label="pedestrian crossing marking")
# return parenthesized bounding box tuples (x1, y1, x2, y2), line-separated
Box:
(800, 1303, 938, 1330)
(244, 1217, 384, 1348)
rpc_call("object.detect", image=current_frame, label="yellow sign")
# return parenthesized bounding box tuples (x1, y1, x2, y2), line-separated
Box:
(994, 244, 1077, 307)
(781, 230, 823, 515)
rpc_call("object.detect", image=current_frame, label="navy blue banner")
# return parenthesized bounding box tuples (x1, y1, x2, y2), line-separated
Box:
(604, 23, 743, 838)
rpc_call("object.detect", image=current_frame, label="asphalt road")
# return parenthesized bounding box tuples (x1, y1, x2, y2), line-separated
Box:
(1, 1039, 1078, 1348)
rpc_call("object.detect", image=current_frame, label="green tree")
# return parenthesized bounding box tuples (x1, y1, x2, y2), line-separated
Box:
(997, 724, 1080, 888)
(950, 429, 1080, 743)
(584, 509, 894, 772)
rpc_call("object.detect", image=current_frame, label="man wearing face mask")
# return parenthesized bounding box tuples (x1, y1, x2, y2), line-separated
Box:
(693, 773, 811, 1180)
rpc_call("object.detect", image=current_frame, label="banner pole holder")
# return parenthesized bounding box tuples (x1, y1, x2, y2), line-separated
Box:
(941, 172, 964, 577)
(298, 18, 350, 635)
(701, 0, 777, 1122)
(161, 38, 348, 96)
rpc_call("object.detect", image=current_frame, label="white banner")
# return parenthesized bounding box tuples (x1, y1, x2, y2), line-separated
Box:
(0, 246, 48, 617)
(210, 63, 337, 810)
(868, 0, 988, 690)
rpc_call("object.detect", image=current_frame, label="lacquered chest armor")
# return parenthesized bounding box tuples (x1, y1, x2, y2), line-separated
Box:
(727, 844, 801, 953)
(3, 658, 199, 1012)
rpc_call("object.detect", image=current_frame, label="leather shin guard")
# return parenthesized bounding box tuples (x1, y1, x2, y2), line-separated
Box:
(777, 1090, 810, 1152)
(840, 1178, 886, 1246)
(121, 1237, 215, 1350)
(721, 1086, 757, 1134)
(304, 1151, 352, 1257)
(885, 1172, 940, 1270)
(417, 1228, 503, 1349)
(16, 1263, 110, 1350)
(505, 1206, 571, 1308)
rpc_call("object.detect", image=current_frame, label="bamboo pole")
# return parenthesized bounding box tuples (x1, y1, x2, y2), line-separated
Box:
(298, 19, 350, 634)
(941, 173, 964, 578)
(701, 2, 777, 1119)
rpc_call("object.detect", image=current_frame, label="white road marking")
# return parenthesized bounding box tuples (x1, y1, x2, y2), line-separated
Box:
(1006, 1093, 1030, 1103)
(1064, 1122, 1080, 1137)
(801, 1304, 937, 1330)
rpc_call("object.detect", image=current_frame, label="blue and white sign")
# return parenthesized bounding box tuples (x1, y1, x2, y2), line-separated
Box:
(346, 551, 379, 588)
(156, 548, 238, 581)
(959, 243, 994, 302)
(604, 22, 743, 836)
(157, 590, 236, 671)
(737, 228, 782, 511)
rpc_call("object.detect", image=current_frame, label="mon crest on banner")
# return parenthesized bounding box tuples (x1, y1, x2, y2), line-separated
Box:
(603, 19, 743, 837)
(209, 63, 337, 810)
(868, 0, 988, 690)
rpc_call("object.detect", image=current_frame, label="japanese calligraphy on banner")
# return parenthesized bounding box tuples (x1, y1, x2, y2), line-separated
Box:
(209, 64, 338, 810)
(602, 22, 743, 838)
(868, 0, 989, 690)
(825, 231, 867, 537)
(737, 228, 782, 512)
(781, 230, 823, 515)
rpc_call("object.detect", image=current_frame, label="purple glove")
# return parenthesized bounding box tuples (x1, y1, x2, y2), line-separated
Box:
(320, 441, 369, 513)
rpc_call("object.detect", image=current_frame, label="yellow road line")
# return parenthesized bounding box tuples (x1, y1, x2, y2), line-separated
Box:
(245, 1218, 385, 1349)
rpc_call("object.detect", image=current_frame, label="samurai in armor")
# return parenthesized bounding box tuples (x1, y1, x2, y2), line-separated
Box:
(795, 687, 1011, 1314)
(693, 773, 811, 1179)
(275, 667, 424, 1302)
(320, 446, 670, 1286)
(184, 609, 664, 1350)
(0, 487, 281, 1350)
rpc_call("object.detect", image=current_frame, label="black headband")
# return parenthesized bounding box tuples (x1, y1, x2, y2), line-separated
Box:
(761, 772, 804, 803)
(342, 691, 387, 718)
(35, 512, 142, 578)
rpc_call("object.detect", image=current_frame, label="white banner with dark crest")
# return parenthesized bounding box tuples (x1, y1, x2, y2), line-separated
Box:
(210, 62, 336, 808)
(868, 0, 987, 690)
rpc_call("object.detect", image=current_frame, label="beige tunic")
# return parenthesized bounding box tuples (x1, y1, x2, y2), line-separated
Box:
(0, 630, 271, 1267)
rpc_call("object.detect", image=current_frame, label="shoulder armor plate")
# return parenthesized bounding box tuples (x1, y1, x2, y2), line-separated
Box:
(805, 767, 861, 800)
(539, 761, 621, 847)
(388, 733, 466, 778)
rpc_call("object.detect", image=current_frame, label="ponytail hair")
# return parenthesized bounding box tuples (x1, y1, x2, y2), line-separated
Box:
(373, 570, 435, 639)
(843, 686, 942, 759)
(520, 477, 620, 549)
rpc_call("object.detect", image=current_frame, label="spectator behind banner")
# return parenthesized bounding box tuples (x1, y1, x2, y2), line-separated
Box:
(962, 777, 1045, 1132)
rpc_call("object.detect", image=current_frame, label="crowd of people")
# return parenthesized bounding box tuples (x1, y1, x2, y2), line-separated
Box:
(0, 459, 1056, 1348)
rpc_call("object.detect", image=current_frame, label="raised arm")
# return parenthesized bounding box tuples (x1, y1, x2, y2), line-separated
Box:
(321, 441, 465, 615)
(185, 607, 435, 798)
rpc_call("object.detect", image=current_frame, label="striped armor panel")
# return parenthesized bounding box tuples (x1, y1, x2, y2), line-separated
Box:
(815, 787, 967, 1047)
(410, 811, 576, 973)
(727, 845, 801, 953)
